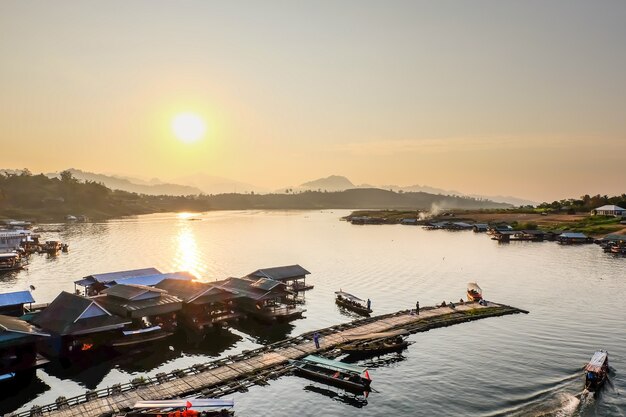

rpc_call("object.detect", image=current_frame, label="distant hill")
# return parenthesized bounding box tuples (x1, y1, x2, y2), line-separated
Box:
(46, 169, 202, 196)
(300, 175, 355, 191)
(295, 175, 536, 206)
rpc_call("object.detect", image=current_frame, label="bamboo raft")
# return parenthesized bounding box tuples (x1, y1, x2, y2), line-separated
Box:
(16, 301, 527, 417)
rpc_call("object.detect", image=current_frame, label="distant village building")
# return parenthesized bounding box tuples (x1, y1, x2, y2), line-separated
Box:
(591, 205, 626, 217)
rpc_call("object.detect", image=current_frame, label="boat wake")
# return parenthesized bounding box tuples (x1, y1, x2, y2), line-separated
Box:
(555, 393, 583, 417)
(508, 392, 582, 417)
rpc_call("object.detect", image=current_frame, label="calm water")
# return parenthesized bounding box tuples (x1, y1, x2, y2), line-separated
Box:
(1, 210, 625, 416)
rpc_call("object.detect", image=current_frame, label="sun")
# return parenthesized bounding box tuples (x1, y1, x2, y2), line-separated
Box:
(171, 113, 206, 143)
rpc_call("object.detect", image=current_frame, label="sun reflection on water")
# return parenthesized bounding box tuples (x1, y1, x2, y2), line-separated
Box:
(173, 223, 205, 278)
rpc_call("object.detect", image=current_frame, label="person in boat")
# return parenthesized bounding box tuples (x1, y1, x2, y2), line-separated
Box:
(440, 301, 446, 307)
(367, 298, 371, 311)
(449, 301, 455, 309)
(416, 300, 420, 315)
(313, 332, 320, 349)
(459, 298, 464, 304)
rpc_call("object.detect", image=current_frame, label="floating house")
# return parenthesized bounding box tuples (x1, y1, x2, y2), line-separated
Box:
(487, 224, 514, 235)
(218, 277, 305, 323)
(557, 232, 594, 245)
(0, 230, 31, 252)
(0, 315, 49, 381)
(30, 291, 130, 356)
(155, 279, 242, 330)
(490, 230, 516, 242)
(425, 221, 473, 231)
(246, 265, 312, 292)
(596, 234, 626, 248)
(591, 205, 626, 217)
(514, 230, 547, 241)
(74, 267, 162, 296)
(473, 224, 489, 233)
(0, 290, 35, 317)
(94, 284, 182, 347)
(544, 231, 562, 241)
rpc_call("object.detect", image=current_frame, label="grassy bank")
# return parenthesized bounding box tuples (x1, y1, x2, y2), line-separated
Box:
(344, 209, 626, 237)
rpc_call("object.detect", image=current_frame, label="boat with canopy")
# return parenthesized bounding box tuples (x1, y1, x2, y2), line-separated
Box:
(292, 355, 372, 394)
(466, 282, 483, 301)
(122, 399, 234, 417)
(0, 252, 27, 272)
(584, 350, 609, 392)
(335, 291, 372, 316)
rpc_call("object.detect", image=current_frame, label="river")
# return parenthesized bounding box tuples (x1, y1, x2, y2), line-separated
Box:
(1, 210, 625, 416)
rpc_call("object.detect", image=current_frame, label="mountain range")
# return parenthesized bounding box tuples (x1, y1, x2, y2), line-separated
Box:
(294, 175, 537, 206)
(35, 169, 535, 205)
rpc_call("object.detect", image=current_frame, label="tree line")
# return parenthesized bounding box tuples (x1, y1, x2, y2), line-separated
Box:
(536, 194, 626, 212)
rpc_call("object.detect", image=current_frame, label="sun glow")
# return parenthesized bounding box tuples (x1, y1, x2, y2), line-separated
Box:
(171, 112, 206, 143)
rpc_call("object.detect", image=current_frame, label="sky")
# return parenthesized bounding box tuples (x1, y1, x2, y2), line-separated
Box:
(1, 1, 625, 202)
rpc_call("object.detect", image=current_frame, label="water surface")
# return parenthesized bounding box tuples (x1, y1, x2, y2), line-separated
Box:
(1, 210, 625, 416)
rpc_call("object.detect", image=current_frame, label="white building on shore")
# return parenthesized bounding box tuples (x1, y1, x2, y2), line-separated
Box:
(591, 205, 626, 217)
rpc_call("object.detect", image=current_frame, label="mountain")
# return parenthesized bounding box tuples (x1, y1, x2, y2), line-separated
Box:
(46, 169, 203, 196)
(175, 174, 268, 195)
(296, 175, 536, 206)
(300, 175, 355, 191)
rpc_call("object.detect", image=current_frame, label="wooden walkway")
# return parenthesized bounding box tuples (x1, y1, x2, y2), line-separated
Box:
(22, 301, 526, 417)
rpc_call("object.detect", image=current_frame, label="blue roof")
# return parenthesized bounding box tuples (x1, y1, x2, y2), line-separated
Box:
(77, 267, 162, 284)
(0, 290, 35, 308)
(560, 232, 588, 239)
(110, 271, 195, 287)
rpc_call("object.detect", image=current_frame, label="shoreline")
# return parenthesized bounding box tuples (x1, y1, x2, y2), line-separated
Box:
(344, 209, 626, 238)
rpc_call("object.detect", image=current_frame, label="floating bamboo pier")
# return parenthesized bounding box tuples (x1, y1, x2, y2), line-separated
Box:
(16, 301, 527, 417)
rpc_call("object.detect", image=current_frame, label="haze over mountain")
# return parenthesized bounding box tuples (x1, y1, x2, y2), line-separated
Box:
(33, 168, 535, 206)
(300, 175, 356, 192)
(46, 169, 202, 196)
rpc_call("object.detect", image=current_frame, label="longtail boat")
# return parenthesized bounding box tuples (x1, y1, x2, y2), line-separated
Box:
(335, 291, 371, 316)
(122, 399, 234, 417)
(584, 350, 609, 392)
(292, 355, 372, 394)
(466, 282, 482, 302)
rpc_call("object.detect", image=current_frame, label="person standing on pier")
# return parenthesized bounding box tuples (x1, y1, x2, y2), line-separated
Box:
(313, 332, 320, 349)
(416, 301, 420, 315)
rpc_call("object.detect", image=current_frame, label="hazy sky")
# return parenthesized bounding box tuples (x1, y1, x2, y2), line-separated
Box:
(1, 1, 625, 201)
